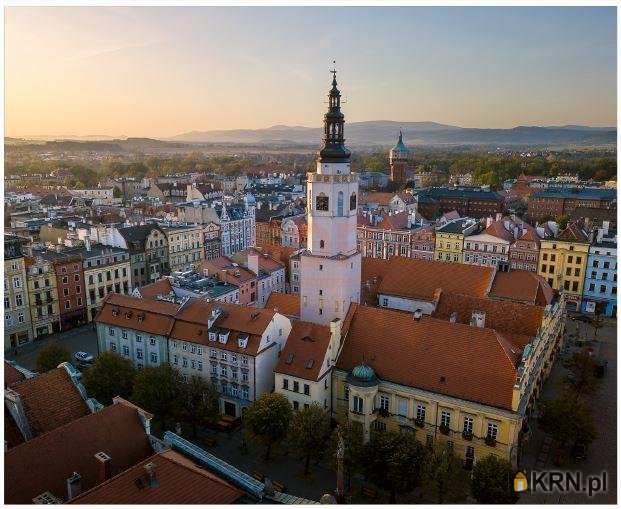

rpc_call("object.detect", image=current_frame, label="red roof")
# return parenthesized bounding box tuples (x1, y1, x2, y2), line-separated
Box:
(274, 320, 331, 381)
(265, 292, 300, 317)
(71, 449, 243, 504)
(4, 361, 26, 387)
(5, 401, 154, 504)
(337, 305, 518, 410)
(489, 270, 554, 306)
(137, 278, 173, 299)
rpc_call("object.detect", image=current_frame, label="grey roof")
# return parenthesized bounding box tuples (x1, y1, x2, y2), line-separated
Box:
(532, 187, 616, 200)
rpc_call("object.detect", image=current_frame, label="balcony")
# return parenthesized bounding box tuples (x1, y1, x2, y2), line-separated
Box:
(462, 430, 473, 441)
(484, 434, 497, 447)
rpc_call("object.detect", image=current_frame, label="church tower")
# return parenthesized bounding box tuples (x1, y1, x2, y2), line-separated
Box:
(389, 130, 409, 183)
(299, 69, 361, 325)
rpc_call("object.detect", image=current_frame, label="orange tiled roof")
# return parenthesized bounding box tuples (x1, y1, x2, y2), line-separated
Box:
(484, 220, 514, 242)
(4, 361, 26, 387)
(8, 367, 91, 439)
(71, 449, 243, 504)
(5, 402, 153, 504)
(377, 211, 409, 231)
(361, 192, 394, 206)
(274, 320, 331, 381)
(337, 305, 518, 410)
(557, 220, 590, 243)
(377, 257, 494, 301)
(489, 270, 554, 306)
(432, 292, 543, 349)
(136, 278, 173, 299)
(95, 293, 180, 337)
(265, 292, 300, 317)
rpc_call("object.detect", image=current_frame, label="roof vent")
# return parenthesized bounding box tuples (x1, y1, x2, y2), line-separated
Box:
(137, 312, 145, 322)
(413, 309, 422, 321)
(285, 353, 294, 364)
(305, 359, 315, 369)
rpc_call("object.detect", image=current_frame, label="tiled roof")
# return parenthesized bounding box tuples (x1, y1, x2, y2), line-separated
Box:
(202, 256, 257, 284)
(377, 211, 409, 231)
(361, 192, 395, 206)
(483, 220, 514, 242)
(136, 278, 173, 299)
(71, 449, 243, 504)
(232, 248, 285, 274)
(265, 292, 300, 317)
(94, 293, 180, 337)
(5, 402, 153, 504)
(8, 367, 91, 439)
(433, 292, 543, 349)
(377, 257, 494, 301)
(557, 221, 591, 243)
(337, 305, 518, 410)
(489, 270, 554, 306)
(5, 360, 26, 387)
(274, 320, 331, 381)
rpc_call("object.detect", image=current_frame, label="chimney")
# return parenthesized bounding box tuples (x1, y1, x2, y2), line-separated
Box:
(413, 309, 422, 321)
(449, 311, 458, 323)
(94, 452, 111, 483)
(144, 462, 158, 488)
(486, 217, 493, 228)
(247, 251, 259, 276)
(66, 472, 82, 500)
(495, 212, 503, 222)
(84, 236, 91, 252)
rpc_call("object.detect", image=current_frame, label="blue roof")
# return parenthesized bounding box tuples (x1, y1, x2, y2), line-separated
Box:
(531, 187, 616, 200)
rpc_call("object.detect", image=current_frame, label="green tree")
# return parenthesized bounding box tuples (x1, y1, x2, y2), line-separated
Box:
(288, 404, 332, 474)
(82, 351, 136, 405)
(362, 430, 424, 503)
(421, 443, 471, 503)
(181, 375, 220, 437)
(244, 393, 292, 460)
(539, 395, 597, 451)
(36, 343, 71, 372)
(131, 364, 183, 429)
(471, 454, 518, 504)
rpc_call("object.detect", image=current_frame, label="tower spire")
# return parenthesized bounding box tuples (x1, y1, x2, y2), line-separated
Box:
(318, 63, 351, 163)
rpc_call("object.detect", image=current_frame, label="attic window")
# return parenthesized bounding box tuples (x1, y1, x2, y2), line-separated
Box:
(285, 353, 294, 364)
(125, 311, 133, 319)
(112, 308, 119, 317)
(238, 334, 249, 349)
(208, 332, 216, 342)
(219, 330, 230, 344)
(137, 312, 145, 322)
(305, 359, 315, 369)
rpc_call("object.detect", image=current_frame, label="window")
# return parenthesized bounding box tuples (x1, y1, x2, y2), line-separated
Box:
(593, 260, 599, 268)
(220, 351, 227, 361)
(293, 401, 299, 410)
(183, 358, 188, 367)
(137, 349, 143, 359)
(350, 193, 357, 210)
(303, 384, 310, 396)
(150, 353, 158, 363)
(122, 330, 128, 339)
(122, 345, 130, 356)
(379, 394, 390, 411)
(353, 395, 363, 413)
(440, 410, 451, 428)
(173, 354, 178, 364)
(293, 380, 299, 392)
(220, 366, 227, 376)
(572, 281, 579, 292)
(316, 194, 329, 211)
(398, 398, 408, 417)
(150, 337, 156, 346)
(109, 327, 115, 336)
(576, 257, 582, 264)
(487, 422, 498, 440)
(110, 342, 117, 351)
(416, 403, 426, 422)
(463, 416, 474, 434)
(282, 378, 289, 390)
(372, 420, 387, 432)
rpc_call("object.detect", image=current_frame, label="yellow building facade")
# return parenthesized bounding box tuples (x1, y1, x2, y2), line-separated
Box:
(434, 231, 464, 263)
(538, 224, 590, 311)
(25, 257, 61, 339)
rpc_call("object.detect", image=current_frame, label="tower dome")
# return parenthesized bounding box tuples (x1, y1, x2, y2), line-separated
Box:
(390, 130, 409, 161)
(347, 363, 378, 387)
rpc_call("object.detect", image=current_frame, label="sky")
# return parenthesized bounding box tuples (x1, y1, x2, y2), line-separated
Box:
(5, 6, 617, 138)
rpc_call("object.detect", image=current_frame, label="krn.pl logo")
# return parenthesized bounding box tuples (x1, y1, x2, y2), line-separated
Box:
(514, 472, 528, 492)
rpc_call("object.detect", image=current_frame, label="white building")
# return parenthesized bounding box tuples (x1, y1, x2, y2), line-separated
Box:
(299, 72, 361, 325)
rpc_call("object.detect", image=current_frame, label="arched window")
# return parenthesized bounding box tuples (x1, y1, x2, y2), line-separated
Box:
(350, 192, 357, 211)
(316, 193, 329, 211)
(337, 191, 344, 216)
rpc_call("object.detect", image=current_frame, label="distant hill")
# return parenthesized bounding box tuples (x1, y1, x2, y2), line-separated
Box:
(168, 121, 616, 147)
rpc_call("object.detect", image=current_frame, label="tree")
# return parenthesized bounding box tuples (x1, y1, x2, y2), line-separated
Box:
(82, 351, 136, 405)
(131, 364, 183, 429)
(421, 443, 471, 503)
(362, 430, 424, 503)
(181, 376, 220, 437)
(471, 454, 519, 504)
(36, 343, 71, 372)
(564, 351, 600, 397)
(539, 395, 597, 452)
(288, 404, 332, 474)
(557, 214, 569, 230)
(244, 393, 292, 461)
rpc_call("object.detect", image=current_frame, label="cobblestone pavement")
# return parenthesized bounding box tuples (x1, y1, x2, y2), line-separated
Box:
(5, 324, 99, 371)
(519, 317, 617, 504)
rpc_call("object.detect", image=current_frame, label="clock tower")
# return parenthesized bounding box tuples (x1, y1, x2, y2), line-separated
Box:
(300, 69, 361, 325)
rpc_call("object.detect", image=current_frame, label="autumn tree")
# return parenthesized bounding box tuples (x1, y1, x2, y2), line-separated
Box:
(244, 393, 292, 461)
(539, 395, 597, 452)
(471, 454, 519, 504)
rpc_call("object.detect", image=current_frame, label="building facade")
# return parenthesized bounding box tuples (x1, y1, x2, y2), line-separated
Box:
(25, 257, 61, 339)
(581, 224, 617, 317)
(4, 236, 33, 350)
(162, 224, 205, 273)
(389, 131, 408, 184)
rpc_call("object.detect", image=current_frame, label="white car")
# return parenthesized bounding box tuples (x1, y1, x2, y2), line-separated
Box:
(74, 351, 94, 365)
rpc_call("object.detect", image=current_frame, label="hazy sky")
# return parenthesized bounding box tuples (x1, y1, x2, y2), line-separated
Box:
(6, 6, 617, 138)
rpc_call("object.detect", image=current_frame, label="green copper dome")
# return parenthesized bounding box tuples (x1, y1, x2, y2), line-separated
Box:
(391, 130, 409, 154)
(347, 363, 378, 387)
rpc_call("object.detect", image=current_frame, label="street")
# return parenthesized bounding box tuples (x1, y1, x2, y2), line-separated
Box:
(5, 324, 99, 372)
(519, 316, 617, 504)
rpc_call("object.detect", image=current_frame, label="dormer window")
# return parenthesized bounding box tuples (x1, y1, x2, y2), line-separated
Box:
(209, 332, 217, 342)
(238, 334, 249, 349)
(219, 330, 230, 344)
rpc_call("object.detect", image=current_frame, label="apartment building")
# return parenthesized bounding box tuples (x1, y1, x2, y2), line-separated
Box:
(434, 218, 480, 264)
(231, 248, 286, 307)
(162, 224, 205, 273)
(581, 223, 617, 317)
(25, 256, 61, 339)
(5, 236, 33, 350)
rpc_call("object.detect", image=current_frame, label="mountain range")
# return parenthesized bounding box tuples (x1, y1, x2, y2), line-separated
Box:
(167, 121, 616, 147)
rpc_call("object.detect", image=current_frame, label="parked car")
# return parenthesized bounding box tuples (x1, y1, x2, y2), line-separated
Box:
(74, 351, 94, 367)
